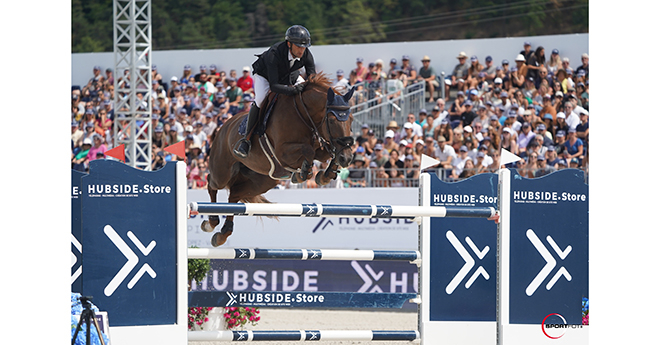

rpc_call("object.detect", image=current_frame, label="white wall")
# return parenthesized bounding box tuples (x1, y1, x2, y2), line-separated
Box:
(71, 33, 588, 88)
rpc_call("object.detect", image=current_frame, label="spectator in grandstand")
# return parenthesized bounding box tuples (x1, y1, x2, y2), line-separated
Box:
(517, 122, 536, 154)
(237, 66, 254, 95)
(511, 54, 528, 89)
(72, 137, 92, 172)
(386, 121, 401, 143)
(546, 49, 562, 76)
(563, 128, 583, 166)
(576, 53, 589, 79)
(450, 145, 472, 178)
(87, 134, 107, 162)
(563, 101, 580, 130)
(383, 148, 404, 177)
(481, 56, 497, 83)
(445, 51, 470, 99)
(526, 46, 545, 81)
(333, 69, 350, 95)
(448, 91, 466, 128)
(353, 57, 367, 82)
(520, 41, 534, 61)
(434, 118, 454, 146)
(417, 55, 439, 102)
(575, 110, 589, 141)
(181, 65, 192, 83)
(401, 122, 418, 146)
(406, 112, 424, 138)
(387, 58, 398, 76)
(434, 135, 456, 175)
(429, 102, 448, 137)
(362, 128, 378, 156)
(383, 130, 398, 153)
(194, 65, 207, 83)
(346, 154, 367, 187)
(561, 57, 572, 75)
(466, 55, 483, 90)
(534, 154, 555, 177)
(371, 143, 388, 168)
(356, 123, 371, 147)
(460, 100, 477, 129)
(225, 77, 242, 115)
(400, 55, 417, 80)
(403, 154, 420, 183)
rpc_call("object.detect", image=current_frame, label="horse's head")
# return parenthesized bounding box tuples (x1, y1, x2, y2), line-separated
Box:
(324, 87, 355, 167)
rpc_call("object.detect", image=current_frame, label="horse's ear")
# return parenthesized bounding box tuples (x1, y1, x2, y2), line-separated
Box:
(343, 87, 355, 102)
(327, 88, 335, 104)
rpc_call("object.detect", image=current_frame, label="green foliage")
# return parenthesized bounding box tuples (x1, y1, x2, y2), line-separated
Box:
(72, 0, 589, 53)
(188, 247, 211, 284)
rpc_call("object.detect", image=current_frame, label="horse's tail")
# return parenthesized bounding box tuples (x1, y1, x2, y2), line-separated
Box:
(240, 194, 271, 204)
(240, 195, 278, 220)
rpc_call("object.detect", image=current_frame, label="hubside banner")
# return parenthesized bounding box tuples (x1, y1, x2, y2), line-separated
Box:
(189, 259, 419, 311)
(187, 188, 419, 250)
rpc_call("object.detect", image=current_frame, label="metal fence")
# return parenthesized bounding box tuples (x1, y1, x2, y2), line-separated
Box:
(348, 80, 426, 140)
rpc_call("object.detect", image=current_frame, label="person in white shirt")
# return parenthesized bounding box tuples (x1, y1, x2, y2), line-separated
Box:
(563, 101, 580, 130)
(333, 69, 350, 95)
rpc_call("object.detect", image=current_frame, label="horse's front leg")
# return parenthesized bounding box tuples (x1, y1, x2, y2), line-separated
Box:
(291, 159, 313, 184)
(315, 160, 340, 186)
(279, 143, 315, 184)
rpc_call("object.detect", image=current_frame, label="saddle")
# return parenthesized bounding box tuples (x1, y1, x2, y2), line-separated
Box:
(237, 93, 293, 180)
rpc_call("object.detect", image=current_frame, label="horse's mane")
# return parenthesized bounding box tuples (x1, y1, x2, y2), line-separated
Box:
(307, 72, 333, 91)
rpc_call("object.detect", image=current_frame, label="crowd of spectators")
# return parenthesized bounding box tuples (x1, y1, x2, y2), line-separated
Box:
(71, 40, 589, 189)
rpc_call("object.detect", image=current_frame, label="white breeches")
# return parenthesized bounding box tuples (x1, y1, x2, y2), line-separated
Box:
(253, 73, 305, 107)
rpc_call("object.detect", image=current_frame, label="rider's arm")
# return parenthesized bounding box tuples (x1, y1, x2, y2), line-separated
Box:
(264, 48, 302, 96)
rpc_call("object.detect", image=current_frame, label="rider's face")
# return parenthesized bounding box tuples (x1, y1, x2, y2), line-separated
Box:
(288, 42, 306, 59)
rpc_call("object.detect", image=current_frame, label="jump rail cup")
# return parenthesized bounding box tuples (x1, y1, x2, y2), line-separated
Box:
(189, 202, 497, 219)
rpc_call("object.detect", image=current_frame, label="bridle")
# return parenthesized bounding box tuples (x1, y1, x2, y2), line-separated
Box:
(292, 88, 353, 161)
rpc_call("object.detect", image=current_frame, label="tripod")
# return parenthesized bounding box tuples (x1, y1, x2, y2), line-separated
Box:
(71, 296, 106, 345)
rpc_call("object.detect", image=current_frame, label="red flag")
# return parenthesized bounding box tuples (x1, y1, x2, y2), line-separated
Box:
(105, 144, 125, 163)
(164, 141, 186, 162)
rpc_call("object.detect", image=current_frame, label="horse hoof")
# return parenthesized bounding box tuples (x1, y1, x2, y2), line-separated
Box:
(200, 220, 214, 233)
(315, 172, 325, 185)
(291, 173, 303, 184)
(211, 230, 233, 247)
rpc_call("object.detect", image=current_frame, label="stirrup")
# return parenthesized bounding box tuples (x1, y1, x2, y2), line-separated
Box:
(233, 138, 251, 158)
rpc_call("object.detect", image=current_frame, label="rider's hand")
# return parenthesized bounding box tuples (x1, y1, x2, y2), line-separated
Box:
(292, 83, 305, 94)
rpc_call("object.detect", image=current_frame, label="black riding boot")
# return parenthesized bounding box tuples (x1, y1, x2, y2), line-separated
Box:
(233, 103, 260, 158)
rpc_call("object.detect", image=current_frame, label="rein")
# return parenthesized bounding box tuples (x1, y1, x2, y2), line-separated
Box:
(292, 90, 336, 158)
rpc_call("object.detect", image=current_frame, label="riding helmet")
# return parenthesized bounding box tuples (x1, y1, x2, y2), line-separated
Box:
(285, 25, 311, 48)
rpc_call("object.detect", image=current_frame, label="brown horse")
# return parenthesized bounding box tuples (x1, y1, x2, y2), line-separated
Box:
(201, 73, 355, 247)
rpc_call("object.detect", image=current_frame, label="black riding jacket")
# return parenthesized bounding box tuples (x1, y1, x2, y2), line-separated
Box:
(252, 41, 316, 96)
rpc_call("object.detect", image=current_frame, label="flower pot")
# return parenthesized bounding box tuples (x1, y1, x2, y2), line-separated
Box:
(197, 307, 225, 331)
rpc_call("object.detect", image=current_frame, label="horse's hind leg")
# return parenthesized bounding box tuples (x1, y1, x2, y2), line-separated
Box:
(212, 172, 277, 247)
(200, 178, 220, 233)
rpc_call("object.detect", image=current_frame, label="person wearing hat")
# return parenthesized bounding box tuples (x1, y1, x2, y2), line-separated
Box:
(333, 69, 350, 95)
(87, 134, 107, 162)
(225, 76, 242, 115)
(466, 56, 484, 90)
(576, 53, 589, 79)
(481, 56, 497, 83)
(417, 55, 439, 103)
(520, 41, 533, 61)
(534, 153, 555, 178)
(346, 154, 367, 187)
(446, 52, 470, 99)
(575, 109, 589, 141)
(72, 137, 93, 172)
(352, 57, 368, 82)
(547, 49, 562, 76)
(234, 25, 317, 158)
(400, 55, 417, 80)
(385, 121, 401, 143)
(511, 54, 528, 89)
(517, 122, 536, 154)
(237, 66, 254, 94)
(434, 135, 457, 172)
(71, 120, 84, 150)
(563, 128, 583, 167)
(181, 64, 193, 83)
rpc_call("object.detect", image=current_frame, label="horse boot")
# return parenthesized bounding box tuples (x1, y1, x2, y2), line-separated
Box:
(233, 103, 260, 158)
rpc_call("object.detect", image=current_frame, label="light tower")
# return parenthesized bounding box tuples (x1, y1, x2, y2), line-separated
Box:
(112, 0, 152, 170)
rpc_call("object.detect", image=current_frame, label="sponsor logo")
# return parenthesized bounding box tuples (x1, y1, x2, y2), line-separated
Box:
(433, 193, 497, 206)
(103, 225, 157, 296)
(86, 184, 172, 198)
(513, 190, 587, 204)
(226, 291, 327, 307)
(312, 217, 414, 233)
(445, 230, 490, 294)
(71, 234, 82, 284)
(526, 229, 572, 296)
(541, 313, 583, 339)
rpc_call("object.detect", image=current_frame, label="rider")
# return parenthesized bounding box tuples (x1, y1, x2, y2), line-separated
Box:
(233, 25, 317, 158)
